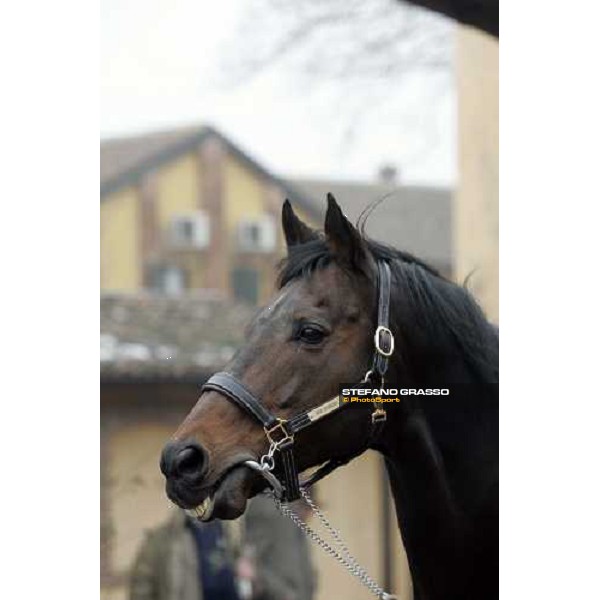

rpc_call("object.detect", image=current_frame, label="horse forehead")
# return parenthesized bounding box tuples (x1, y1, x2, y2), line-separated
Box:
(256, 285, 301, 322)
(291, 268, 359, 307)
(307, 267, 355, 297)
(260, 269, 356, 318)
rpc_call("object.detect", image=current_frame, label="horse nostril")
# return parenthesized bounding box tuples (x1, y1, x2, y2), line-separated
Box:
(176, 447, 201, 473)
(160, 440, 209, 482)
(173, 444, 207, 480)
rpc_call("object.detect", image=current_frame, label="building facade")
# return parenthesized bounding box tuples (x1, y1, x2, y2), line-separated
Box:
(101, 126, 453, 305)
(101, 127, 318, 304)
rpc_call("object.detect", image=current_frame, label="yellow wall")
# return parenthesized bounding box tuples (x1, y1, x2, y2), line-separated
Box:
(155, 153, 202, 228)
(221, 153, 323, 303)
(102, 423, 176, 600)
(222, 154, 284, 303)
(223, 155, 266, 236)
(107, 424, 175, 574)
(100, 143, 317, 301)
(101, 584, 126, 600)
(155, 153, 206, 289)
(101, 187, 142, 291)
(101, 152, 207, 293)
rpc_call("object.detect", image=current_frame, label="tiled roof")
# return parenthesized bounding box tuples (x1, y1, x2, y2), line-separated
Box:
(101, 292, 256, 380)
(101, 125, 203, 189)
(100, 125, 319, 219)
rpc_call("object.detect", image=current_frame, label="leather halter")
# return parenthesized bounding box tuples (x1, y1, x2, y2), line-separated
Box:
(200, 260, 395, 502)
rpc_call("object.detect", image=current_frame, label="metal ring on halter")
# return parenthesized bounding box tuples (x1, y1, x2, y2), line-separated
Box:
(243, 459, 284, 499)
(374, 325, 395, 357)
(260, 452, 276, 471)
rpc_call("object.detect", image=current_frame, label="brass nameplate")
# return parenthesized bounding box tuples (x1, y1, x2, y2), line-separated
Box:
(307, 397, 341, 422)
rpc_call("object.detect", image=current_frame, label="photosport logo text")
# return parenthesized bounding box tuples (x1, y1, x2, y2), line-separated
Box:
(340, 386, 450, 403)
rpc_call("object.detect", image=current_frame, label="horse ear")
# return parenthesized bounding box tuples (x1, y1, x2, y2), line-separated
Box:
(324, 193, 367, 270)
(282, 199, 318, 248)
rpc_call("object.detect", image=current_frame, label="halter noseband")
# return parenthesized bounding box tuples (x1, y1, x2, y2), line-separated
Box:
(200, 260, 395, 502)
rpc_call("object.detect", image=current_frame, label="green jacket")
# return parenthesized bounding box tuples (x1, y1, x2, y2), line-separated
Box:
(129, 495, 316, 600)
(244, 496, 316, 600)
(130, 510, 206, 600)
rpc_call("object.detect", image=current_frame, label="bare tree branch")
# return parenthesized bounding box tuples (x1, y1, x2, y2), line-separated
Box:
(215, 0, 457, 174)
(219, 0, 452, 90)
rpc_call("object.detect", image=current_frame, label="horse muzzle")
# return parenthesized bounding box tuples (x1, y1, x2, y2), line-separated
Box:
(160, 439, 264, 520)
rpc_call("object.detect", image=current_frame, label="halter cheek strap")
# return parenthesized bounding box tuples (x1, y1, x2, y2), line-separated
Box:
(373, 261, 394, 380)
(200, 260, 395, 502)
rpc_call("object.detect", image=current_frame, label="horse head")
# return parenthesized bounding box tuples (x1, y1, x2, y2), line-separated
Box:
(160, 194, 387, 520)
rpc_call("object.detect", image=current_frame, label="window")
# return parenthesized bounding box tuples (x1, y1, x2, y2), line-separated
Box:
(147, 265, 186, 295)
(170, 212, 210, 249)
(237, 215, 276, 252)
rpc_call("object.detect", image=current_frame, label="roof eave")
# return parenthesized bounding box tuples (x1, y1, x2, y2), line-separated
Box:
(100, 126, 322, 221)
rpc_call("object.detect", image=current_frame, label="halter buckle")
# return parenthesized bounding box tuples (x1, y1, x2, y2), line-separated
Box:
(371, 407, 387, 423)
(374, 325, 395, 357)
(264, 419, 294, 449)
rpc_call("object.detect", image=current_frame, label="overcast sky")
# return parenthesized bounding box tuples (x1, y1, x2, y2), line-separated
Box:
(101, 0, 456, 186)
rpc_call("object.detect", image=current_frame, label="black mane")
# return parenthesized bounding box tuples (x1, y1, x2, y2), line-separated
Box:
(278, 237, 498, 384)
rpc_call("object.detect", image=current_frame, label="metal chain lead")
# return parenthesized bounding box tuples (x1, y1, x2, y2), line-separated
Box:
(299, 488, 379, 589)
(266, 489, 397, 600)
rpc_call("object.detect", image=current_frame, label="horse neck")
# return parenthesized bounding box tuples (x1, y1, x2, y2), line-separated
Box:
(378, 347, 498, 599)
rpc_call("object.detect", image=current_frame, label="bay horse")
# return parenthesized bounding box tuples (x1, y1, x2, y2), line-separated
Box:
(161, 194, 499, 600)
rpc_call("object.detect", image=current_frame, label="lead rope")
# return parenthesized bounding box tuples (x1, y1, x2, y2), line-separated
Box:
(266, 487, 397, 600)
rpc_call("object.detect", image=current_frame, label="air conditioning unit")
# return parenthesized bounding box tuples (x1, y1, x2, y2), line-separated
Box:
(169, 212, 210, 249)
(237, 215, 276, 252)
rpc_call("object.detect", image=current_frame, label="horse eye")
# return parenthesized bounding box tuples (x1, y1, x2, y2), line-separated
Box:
(298, 325, 326, 345)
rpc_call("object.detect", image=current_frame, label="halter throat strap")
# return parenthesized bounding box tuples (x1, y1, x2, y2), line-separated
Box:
(200, 259, 395, 501)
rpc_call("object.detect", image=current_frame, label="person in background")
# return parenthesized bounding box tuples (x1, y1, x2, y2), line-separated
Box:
(239, 495, 316, 600)
(129, 494, 316, 600)
(129, 509, 239, 600)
